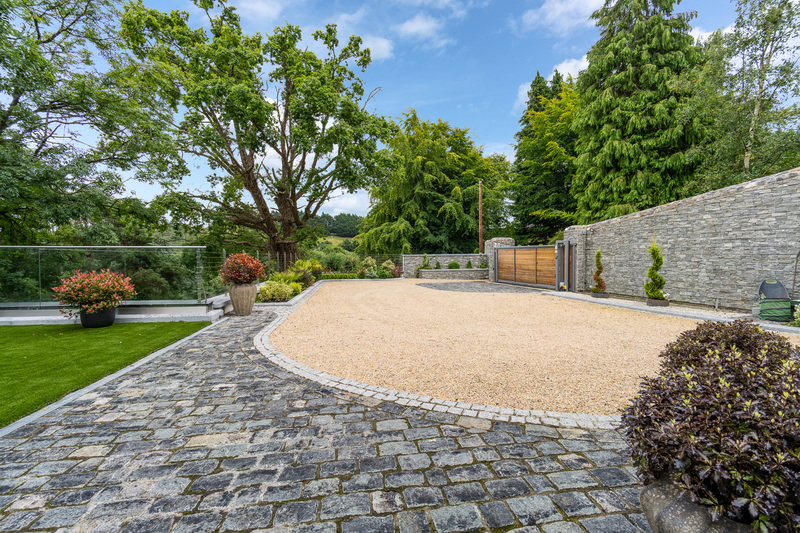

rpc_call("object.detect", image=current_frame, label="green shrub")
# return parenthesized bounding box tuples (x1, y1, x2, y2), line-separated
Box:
(289, 282, 303, 296)
(320, 251, 345, 272)
(448, 261, 460, 269)
(789, 305, 800, 327)
(591, 249, 606, 293)
(391, 266, 403, 278)
(356, 269, 367, 279)
(361, 256, 377, 273)
(466, 260, 473, 269)
(270, 271, 301, 284)
(376, 270, 393, 279)
(292, 269, 314, 288)
(342, 253, 360, 273)
(420, 254, 432, 269)
(256, 281, 294, 302)
(379, 259, 395, 276)
(435, 261, 441, 269)
(479, 257, 488, 268)
(644, 238, 666, 299)
(320, 273, 358, 280)
(621, 320, 800, 531)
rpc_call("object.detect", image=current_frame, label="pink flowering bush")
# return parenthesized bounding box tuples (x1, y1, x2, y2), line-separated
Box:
(52, 270, 137, 317)
(219, 253, 265, 284)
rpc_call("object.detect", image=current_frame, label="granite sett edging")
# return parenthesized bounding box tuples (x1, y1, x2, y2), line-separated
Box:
(252, 279, 622, 431)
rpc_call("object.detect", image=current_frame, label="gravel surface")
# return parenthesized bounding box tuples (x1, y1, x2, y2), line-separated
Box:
(272, 279, 800, 415)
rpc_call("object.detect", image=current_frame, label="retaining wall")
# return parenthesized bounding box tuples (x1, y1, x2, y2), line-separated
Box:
(418, 269, 489, 280)
(564, 168, 800, 311)
(402, 254, 486, 277)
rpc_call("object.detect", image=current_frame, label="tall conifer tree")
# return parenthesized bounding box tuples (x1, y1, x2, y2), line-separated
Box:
(571, 0, 702, 223)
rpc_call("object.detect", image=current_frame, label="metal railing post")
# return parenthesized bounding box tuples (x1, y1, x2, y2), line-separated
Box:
(37, 248, 42, 306)
(196, 248, 202, 302)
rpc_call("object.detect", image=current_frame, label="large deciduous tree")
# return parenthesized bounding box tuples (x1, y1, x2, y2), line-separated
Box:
(360, 110, 507, 255)
(571, 0, 702, 223)
(0, 0, 181, 244)
(676, 0, 800, 195)
(511, 75, 577, 244)
(121, 0, 391, 256)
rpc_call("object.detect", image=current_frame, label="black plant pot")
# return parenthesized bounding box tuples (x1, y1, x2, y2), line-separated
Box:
(79, 308, 117, 328)
(590, 291, 609, 298)
(646, 298, 669, 307)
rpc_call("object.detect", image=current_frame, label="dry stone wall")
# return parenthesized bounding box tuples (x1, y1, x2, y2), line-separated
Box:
(402, 254, 486, 277)
(564, 168, 800, 311)
(418, 269, 489, 280)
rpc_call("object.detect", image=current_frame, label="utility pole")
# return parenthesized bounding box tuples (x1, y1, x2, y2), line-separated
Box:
(478, 180, 484, 253)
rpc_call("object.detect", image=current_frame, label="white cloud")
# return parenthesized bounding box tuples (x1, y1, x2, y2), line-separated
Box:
(363, 35, 394, 60)
(394, 13, 443, 40)
(393, 0, 489, 19)
(482, 142, 515, 161)
(512, 82, 530, 114)
(552, 55, 588, 80)
(516, 0, 604, 35)
(320, 189, 371, 217)
(234, 0, 293, 21)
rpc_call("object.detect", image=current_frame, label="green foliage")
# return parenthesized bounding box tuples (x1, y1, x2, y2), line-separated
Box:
(360, 110, 509, 255)
(420, 254, 432, 269)
(572, 0, 702, 223)
(511, 76, 577, 244)
(466, 260, 473, 269)
(0, 0, 183, 244)
(340, 239, 359, 252)
(270, 272, 301, 285)
(309, 213, 365, 238)
(361, 256, 377, 273)
(790, 306, 800, 328)
(120, 3, 392, 255)
(644, 239, 666, 300)
(591, 249, 606, 293)
(320, 273, 358, 280)
(289, 282, 303, 296)
(256, 281, 294, 302)
(621, 320, 800, 530)
(0, 322, 208, 426)
(674, 0, 800, 196)
(435, 261, 442, 269)
(448, 261, 460, 269)
(378, 259, 395, 276)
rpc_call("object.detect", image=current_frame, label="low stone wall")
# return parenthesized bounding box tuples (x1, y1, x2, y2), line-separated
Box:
(402, 254, 486, 277)
(565, 168, 800, 311)
(418, 269, 489, 280)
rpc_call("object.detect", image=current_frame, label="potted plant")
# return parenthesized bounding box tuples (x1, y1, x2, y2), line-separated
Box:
(621, 320, 800, 533)
(590, 249, 608, 298)
(220, 252, 265, 316)
(644, 238, 668, 306)
(52, 269, 136, 328)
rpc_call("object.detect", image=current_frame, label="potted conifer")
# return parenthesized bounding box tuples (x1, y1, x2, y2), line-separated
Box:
(590, 249, 609, 298)
(644, 238, 668, 306)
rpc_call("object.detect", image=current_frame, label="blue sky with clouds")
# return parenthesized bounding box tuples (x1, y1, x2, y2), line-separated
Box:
(133, 0, 740, 216)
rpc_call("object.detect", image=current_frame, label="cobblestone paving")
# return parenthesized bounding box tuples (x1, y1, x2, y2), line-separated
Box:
(0, 311, 651, 532)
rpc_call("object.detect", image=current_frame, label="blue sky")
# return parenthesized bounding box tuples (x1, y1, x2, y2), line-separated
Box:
(132, 0, 740, 216)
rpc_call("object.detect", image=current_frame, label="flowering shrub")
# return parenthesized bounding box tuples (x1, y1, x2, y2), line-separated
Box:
(52, 270, 136, 317)
(219, 253, 265, 284)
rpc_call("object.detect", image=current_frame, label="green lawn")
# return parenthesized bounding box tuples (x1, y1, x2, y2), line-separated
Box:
(0, 321, 210, 427)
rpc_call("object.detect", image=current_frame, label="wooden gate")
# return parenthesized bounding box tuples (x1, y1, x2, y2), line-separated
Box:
(494, 242, 574, 290)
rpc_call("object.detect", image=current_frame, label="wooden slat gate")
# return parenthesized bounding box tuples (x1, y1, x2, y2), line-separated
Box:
(494, 241, 574, 290)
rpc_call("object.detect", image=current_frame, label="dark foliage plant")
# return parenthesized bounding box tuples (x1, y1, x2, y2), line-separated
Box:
(390, 266, 403, 278)
(591, 249, 606, 293)
(621, 320, 800, 532)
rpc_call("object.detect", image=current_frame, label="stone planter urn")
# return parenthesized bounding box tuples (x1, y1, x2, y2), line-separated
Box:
(646, 298, 669, 307)
(641, 481, 750, 533)
(229, 283, 258, 316)
(79, 308, 117, 328)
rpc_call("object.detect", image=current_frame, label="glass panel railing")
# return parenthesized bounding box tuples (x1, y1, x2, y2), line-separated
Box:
(0, 246, 207, 308)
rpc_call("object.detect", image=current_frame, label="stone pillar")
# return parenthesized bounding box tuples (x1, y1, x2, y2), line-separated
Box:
(483, 237, 515, 282)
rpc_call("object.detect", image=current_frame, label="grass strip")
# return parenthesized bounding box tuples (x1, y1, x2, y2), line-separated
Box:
(0, 321, 210, 427)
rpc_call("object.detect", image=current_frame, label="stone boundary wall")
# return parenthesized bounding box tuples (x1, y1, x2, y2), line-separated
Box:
(564, 168, 800, 311)
(418, 269, 489, 280)
(402, 254, 486, 277)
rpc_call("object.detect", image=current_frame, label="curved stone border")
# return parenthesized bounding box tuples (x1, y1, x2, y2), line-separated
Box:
(253, 279, 621, 430)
